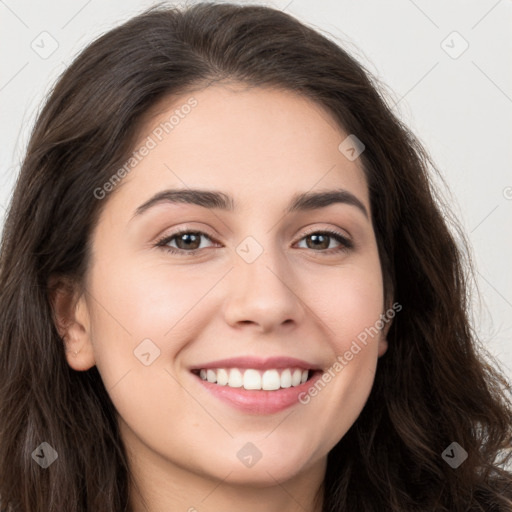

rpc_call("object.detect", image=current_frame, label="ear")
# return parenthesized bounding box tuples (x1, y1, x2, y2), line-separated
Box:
(377, 303, 395, 358)
(377, 336, 389, 357)
(48, 275, 96, 371)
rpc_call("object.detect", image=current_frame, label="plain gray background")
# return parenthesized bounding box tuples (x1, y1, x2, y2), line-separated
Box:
(1, 0, 511, 378)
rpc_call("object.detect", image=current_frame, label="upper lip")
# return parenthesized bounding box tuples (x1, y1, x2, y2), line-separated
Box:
(190, 356, 323, 372)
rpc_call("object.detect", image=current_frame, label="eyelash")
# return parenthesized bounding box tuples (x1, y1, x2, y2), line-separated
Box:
(154, 227, 353, 256)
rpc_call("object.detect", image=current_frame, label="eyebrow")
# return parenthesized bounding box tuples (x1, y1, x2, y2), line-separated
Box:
(131, 188, 369, 220)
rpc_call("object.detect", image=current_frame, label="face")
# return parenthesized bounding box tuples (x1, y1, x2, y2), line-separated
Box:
(55, 83, 389, 492)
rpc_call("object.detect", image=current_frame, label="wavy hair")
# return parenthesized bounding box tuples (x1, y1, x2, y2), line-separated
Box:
(0, 2, 511, 511)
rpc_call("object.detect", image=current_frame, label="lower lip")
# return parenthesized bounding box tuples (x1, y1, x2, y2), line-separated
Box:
(192, 371, 323, 414)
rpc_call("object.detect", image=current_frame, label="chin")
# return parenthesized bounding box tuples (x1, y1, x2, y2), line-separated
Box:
(199, 447, 322, 487)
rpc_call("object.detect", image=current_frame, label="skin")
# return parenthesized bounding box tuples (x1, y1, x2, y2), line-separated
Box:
(52, 82, 391, 512)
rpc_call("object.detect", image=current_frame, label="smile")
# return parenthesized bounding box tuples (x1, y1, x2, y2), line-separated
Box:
(194, 367, 309, 390)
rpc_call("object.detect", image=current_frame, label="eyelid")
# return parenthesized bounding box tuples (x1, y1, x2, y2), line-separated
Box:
(154, 225, 219, 249)
(296, 224, 351, 243)
(154, 223, 353, 255)
(293, 226, 353, 253)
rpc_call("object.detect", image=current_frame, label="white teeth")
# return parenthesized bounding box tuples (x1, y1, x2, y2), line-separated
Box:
(197, 367, 311, 390)
(217, 368, 229, 386)
(243, 369, 261, 390)
(280, 369, 292, 388)
(228, 368, 243, 388)
(261, 369, 280, 390)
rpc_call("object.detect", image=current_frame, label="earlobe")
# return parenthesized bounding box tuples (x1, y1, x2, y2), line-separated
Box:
(378, 307, 393, 358)
(378, 298, 396, 355)
(378, 337, 388, 357)
(48, 275, 96, 371)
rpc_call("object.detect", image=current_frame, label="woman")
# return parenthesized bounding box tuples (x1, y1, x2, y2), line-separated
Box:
(0, 2, 510, 511)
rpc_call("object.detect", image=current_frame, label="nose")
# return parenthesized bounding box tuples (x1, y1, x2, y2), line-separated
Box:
(222, 245, 306, 333)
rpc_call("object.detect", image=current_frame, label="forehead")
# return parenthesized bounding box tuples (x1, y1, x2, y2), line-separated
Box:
(105, 83, 369, 219)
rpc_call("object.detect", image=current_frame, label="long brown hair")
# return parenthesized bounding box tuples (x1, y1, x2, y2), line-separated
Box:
(0, 2, 510, 511)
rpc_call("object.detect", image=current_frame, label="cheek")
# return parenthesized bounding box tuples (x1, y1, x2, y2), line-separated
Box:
(85, 258, 200, 437)
(86, 255, 223, 381)
(305, 259, 385, 350)
(296, 268, 384, 453)
(89, 254, 200, 336)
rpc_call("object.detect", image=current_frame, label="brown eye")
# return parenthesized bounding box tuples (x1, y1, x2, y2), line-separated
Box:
(155, 230, 217, 255)
(296, 230, 353, 254)
(173, 232, 202, 250)
(304, 233, 330, 250)
(155, 228, 352, 256)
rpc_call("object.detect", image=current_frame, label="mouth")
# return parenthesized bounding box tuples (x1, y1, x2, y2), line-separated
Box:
(189, 356, 324, 414)
(191, 366, 323, 416)
(191, 367, 321, 390)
